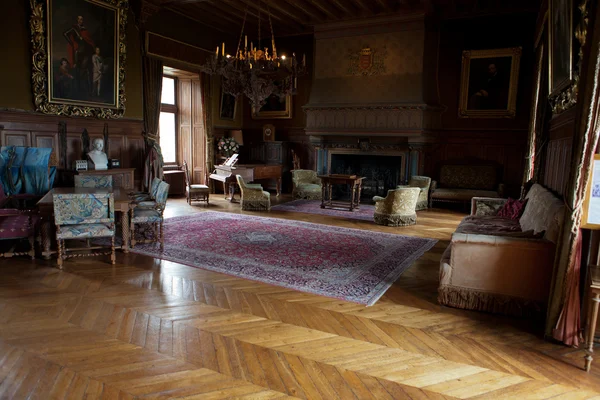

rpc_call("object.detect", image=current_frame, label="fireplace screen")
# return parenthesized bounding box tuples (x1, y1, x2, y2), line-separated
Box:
(330, 154, 403, 200)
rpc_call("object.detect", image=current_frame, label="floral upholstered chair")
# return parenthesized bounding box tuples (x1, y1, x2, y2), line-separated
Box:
(292, 169, 322, 200)
(52, 192, 115, 268)
(236, 175, 270, 211)
(183, 160, 209, 205)
(74, 175, 113, 188)
(129, 177, 161, 209)
(405, 176, 431, 211)
(373, 187, 421, 226)
(130, 180, 170, 250)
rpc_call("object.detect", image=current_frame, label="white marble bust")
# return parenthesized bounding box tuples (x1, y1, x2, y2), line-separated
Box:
(87, 138, 108, 170)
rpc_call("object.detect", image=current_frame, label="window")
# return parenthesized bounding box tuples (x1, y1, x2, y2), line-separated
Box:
(159, 76, 177, 164)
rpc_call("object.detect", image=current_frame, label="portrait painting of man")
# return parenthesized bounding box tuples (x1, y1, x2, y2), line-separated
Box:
(459, 48, 521, 118)
(467, 57, 512, 110)
(549, 0, 573, 95)
(48, 0, 118, 107)
(252, 94, 292, 119)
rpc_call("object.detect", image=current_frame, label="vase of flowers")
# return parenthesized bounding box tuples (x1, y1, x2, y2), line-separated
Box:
(217, 137, 240, 157)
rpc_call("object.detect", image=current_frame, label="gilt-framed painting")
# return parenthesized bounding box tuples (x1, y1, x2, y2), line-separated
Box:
(219, 91, 237, 120)
(548, 0, 573, 96)
(29, 0, 128, 118)
(251, 94, 292, 119)
(458, 47, 522, 118)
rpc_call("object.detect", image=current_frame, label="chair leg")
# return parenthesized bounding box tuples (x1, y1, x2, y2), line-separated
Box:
(160, 220, 164, 251)
(28, 235, 35, 260)
(130, 211, 136, 248)
(110, 235, 116, 265)
(57, 238, 63, 269)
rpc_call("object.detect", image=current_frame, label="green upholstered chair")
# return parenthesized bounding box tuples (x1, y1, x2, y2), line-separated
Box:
(373, 187, 421, 226)
(236, 175, 270, 211)
(405, 175, 431, 211)
(52, 192, 115, 268)
(292, 169, 322, 200)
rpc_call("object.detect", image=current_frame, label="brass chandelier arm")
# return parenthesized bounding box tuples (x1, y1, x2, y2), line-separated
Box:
(235, 5, 249, 59)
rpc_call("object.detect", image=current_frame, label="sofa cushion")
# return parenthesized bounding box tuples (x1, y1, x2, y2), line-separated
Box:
(497, 198, 528, 219)
(519, 184, 565, 244)
(439, 165, 497, 190)
(431, 188, 500, 201)
(455, 215, 521, 235)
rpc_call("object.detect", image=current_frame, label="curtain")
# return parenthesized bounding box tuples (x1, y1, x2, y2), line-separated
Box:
(200, 72, 213, 185)
(142, 55, 164, 191)
(549, 5, 600, 344)
(524, 43, 546, 184)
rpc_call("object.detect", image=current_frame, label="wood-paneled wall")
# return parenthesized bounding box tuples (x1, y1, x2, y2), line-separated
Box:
(0, 110, 145, 188)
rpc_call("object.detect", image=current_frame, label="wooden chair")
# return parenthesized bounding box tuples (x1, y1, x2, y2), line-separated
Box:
(52, 192, 115, 268)
(74, 175, 113, 188)
(130, 180, 170, 250)
(129, 177, 161, 209)
(183, 160, 209, 205)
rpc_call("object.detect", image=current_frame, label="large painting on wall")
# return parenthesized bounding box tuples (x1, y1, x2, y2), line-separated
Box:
(251, 94, 292, 119)
(30, 0, 128, 118)
(549, 0, 573, 96)
(458, 47, 522, 118)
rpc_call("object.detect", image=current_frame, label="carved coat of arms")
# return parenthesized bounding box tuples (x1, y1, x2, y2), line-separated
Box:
(348, 46, 387, 76)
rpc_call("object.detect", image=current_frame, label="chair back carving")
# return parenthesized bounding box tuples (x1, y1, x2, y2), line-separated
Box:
(74, 175, 113, 188)
(53, 193, 114, 226)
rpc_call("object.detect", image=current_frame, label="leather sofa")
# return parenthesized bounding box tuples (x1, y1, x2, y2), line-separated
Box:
(430, 163, 504, 208)
(438, 184, 565, 316)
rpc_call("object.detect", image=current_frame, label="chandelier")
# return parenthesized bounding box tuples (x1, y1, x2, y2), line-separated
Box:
(201, 1, 306, 114)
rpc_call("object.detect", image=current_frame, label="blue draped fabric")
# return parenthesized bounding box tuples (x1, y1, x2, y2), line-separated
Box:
(0, 146, 14, 195)
(0, 146, 54, 196)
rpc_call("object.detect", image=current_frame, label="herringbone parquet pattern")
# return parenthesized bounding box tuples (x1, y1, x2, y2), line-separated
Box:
(1, 198, 600, 399)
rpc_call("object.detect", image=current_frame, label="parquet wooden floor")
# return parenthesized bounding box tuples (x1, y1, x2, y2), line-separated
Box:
(2, 196, 600, 399)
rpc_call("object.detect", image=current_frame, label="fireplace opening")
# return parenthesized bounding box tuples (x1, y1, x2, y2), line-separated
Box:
(330, 154, 404, 200)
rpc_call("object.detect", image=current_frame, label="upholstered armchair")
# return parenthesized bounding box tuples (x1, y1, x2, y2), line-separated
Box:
(130, 180, 170, 250)
(292, 169, 322, 200)
(183, 160, 209, 205)
(74, 175, 113, 188)
(236, 175, 270, 211)
(52, 192, 115, 268)
(373, 187, 421, 226)
(129, 177, 161, 209)
(405, 176, 431, 211)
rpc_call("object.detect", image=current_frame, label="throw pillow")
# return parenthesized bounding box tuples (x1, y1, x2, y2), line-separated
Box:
(496, 198, 528, 220)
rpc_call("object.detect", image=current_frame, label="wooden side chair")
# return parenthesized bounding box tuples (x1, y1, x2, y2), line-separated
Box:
(183, 160, 209, 205)
(130, 180, 170, 250)
(74, 175, 113, 188)
(129, 177, 161, 209)
(52, 192, 116, 268)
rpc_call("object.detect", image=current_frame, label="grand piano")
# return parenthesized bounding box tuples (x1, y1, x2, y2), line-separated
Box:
(210, 162, 282, 201)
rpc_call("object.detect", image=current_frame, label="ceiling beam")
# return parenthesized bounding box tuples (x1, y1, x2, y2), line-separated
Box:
(350, 0, 376, 15)
(220, 0, 304, 35)
(281, 0, 327, 23)
(374, 0, 394, 12)
(164, 5, 235, 34)
(329, 0, 359, 16)
(305, 0, 341, 20)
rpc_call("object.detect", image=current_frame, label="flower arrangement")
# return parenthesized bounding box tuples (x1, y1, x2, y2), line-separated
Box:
(217, 137, 240, 157)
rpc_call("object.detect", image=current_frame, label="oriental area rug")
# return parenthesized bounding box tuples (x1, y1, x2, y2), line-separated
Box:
(271, 199, 376, 222)
(130, 212, 437, 305)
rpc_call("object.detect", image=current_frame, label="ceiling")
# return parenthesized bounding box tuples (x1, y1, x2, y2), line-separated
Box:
(156, 0, 540, 37)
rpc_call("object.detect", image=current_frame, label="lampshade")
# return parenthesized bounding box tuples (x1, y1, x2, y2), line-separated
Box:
(230, 130, 243, 146)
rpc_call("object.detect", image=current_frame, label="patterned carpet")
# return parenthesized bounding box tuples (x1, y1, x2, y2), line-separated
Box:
(271, 199, 376, 221)
(129, 212, 437, 305)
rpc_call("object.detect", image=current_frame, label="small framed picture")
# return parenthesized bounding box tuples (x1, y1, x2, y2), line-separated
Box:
(220, 91, 237, 120)
(582, 155, 600, 229)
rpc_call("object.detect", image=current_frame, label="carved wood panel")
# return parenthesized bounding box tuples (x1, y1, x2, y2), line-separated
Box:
(1, 131, 31, 147)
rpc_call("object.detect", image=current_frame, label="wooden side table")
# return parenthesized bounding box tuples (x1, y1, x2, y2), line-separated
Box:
(585, 265, 600, 371)
(318, 174, 365, 211)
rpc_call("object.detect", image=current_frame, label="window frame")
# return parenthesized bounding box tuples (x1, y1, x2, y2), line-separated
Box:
(160, 75, 178, 165)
